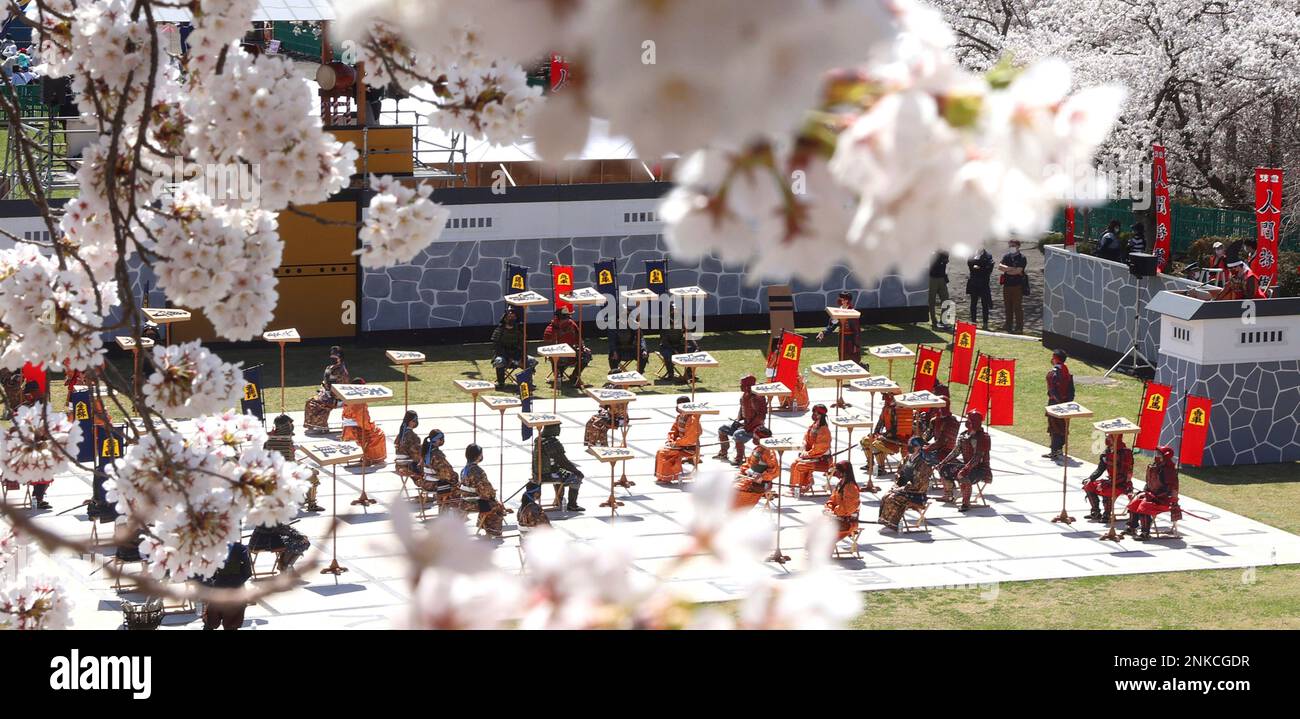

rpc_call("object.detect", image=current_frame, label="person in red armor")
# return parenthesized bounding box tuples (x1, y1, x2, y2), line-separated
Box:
(713, 374, 767, 467)
(1125, 446, 1180, 540)
(923, 388, 961, 501)
(1082, 434, 1134, 523)
(1044, 349, 1074, 462)
(789, 404, 832, 494)
(1215, 259, 1268, 301)
(541, 307, 592, 386)
(938, 410, 992, 512)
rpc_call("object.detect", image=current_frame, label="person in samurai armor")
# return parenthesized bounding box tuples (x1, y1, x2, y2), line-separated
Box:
(490, 308, 525, 387)
(938, 410, 992, 512)
(815, 291, 863, 363)
(607, 325, 648, 374)
(462, 444, 505, 537)
(824, 460, 862, 541)
(541, 307, 592, 386)
(247, 521, 311, 573)
(655, 396, 702, 484)
(714, 374, 767, 467)
(517, 480, 552, 529)
(534, 423, 586, 512)
(1044, 349, 1074, 462)
(1125, 447, 1181, 541)
(733, 426, 778, 509)
(861, 392, 913, 477)
(264, 414, 323, 512)
(880, 438, 931, 531)
(1082, 433, 1134, 523)
(789, 404, 833, 494)
(303, 346, 350, 433)
(394, 409, 422, 480)
(419, 429, 461, 509)
(658, 302, 699, 383)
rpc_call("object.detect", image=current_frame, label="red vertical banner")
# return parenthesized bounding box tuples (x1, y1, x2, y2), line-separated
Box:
(1152, 144, 1172, 272)
(551, 264, 574, 311)
(949, 322, 976, 385)
(1064, 205, 1076, 249)
(964, 354, 991, 416)
(1179, 395, 1213, 467)
(1252, 167, 1283, 286)
(988, 358, 1015, 426)
(549, 53, 570, 91)
(775, 332, 804, 389)
(912, 345, 943, 392)
(1135, 381, 1172, 451)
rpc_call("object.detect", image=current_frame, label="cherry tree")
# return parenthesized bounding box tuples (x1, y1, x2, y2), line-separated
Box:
(0, 0, 1123, 629)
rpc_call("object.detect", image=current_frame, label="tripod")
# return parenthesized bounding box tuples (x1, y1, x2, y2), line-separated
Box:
(1104, 271, 1155, 378)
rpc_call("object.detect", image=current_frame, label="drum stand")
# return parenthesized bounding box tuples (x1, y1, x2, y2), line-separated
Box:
(321, 466, 347, 575)
(351, 423, 377, 507)
(767, 449, 790, 564)
(1050, 418, 1075, 524)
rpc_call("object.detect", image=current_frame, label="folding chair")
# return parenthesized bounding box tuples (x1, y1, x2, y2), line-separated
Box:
(1149, 508, 1181, 539)
(249, 546, 285, 579)
(902, 500, 931, 533)
(832, 516, 863, 559)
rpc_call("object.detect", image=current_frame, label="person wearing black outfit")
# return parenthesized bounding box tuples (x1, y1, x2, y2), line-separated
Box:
(927, 251, 950, 330)
(201, 542, 253, 630)
(966, 248, 994, 330)
(997, 239, 1028, 334)
(1097, 220, 1125, 262)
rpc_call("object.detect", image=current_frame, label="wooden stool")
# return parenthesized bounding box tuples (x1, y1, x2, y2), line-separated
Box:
(249, 546, 284, 579)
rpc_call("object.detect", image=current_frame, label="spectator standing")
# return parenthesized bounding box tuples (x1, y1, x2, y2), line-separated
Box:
(927, 251, 951, 330)
(1097, 220, 1125, 262)
(966, 247, 994, 330)
(998, 239, 1028, 335)
(1128, 222, 1146, 254)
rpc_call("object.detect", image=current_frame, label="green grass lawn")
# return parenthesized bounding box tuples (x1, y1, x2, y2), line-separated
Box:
(61, 322, 1300, 628)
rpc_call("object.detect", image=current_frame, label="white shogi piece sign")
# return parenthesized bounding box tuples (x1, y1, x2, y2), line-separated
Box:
(810, 360, 870, 380)
(620, 288, 659, 303)
(300, 440, 364, 466)
(760, 436, 801, 452)
(751, 382, 791, 399)
(896, 390, 947, 410)
(1046, 402, 1094, 420)
(849, 376, 902, 394)
(869, 344, 915, 360)
(560, 287, 608, 306)
(114, 336, 156, 350)
(587, 446, 635, 463)
(671, 351, 719, 368)
(518, 411, 563, 428)
(455, 379, 495, 395)
(141, 307, 191, 324)
(831, 413, 874, 429)
(480, 394, 522, 411)
(386, 350, 426, 365)
(678, 402, 720, 415)
(668, 286, 709, 299)
(330, 383, 394, 405)
(1094, 417, 1140, 435)
(586, 387, 637, 405)
(262, 328, 301, 343)
(606, 371, 650, 387)
(826, 306, 861, 320)
(504, 290, 549, 307)
(537, 343, 576, 359)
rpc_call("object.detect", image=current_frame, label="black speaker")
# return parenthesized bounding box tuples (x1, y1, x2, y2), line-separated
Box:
(1128, 252, 1158, 278)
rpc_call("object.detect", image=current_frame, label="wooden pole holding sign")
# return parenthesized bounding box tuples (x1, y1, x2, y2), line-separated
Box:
(331, 383, 393, 507)
(1047, 402, 1094, 524)
(115, 336, 155, 399)
(262, 329, 300, 415)
(561, 287, 607, 391)
(538, 343, 576, 412)
(1093, 417, 1140, 541)
(506, 290, 549, 385)
(385, 350, 426, 413)
(301, 440, 365, 576)
(455, 380, 495, 444)
(761, 435, 800, 564)
(480, 394, 521, 500)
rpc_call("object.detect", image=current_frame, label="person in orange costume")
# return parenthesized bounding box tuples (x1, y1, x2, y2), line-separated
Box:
(340, 378, 387, 466)
(655, 396, 702, 484)
(823, 461, 861, 541)
(782, 369, 810, 413)
(789, 404, 832, 494)
(733, 427, 778, 508)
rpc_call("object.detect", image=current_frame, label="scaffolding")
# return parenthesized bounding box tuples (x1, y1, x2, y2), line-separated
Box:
(0, 85, 92, 200)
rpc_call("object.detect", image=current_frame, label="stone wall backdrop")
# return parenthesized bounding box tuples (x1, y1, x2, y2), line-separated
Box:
(1042, 245, 1200, 363)
(1157, 353, 1300, 466)
(361, 234, 928, 332)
